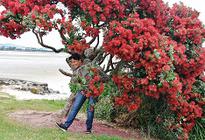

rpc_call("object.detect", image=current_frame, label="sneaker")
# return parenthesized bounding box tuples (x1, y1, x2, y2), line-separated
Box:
(56, 122, 67, 132)
(84, 130, 92, 134)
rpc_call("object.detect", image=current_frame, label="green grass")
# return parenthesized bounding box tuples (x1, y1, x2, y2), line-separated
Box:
(0, 92, 124, 140)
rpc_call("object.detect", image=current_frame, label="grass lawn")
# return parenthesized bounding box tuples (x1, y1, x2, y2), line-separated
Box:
(0, 92, 124, 140)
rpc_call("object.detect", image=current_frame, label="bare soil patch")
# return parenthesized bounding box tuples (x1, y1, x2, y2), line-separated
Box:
(8, 110, 147, 140)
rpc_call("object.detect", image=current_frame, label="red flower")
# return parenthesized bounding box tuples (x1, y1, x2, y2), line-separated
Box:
(128, 103, 140, 111)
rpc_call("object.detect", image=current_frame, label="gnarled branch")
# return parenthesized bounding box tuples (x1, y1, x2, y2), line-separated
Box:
(110, 55, 114, 69)
(94, 35, 99, 52)
(112, 60, 123, 74)
(97, 22, 107, 28)
(58, 27, 67, 42)
(57, 27, 73, 54)
(88, 36, 96, 45)
(59, 69, 73, 77)
(32, 29, 65, 53)
(98, 52, 109, 65)
(105, 54, 113, 73)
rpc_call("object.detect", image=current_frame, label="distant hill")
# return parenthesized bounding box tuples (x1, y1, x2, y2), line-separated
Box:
(0, 44, 52, 52)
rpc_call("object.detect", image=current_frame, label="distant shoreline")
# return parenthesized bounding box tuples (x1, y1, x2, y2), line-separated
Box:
(0, 43, 53, 52)
(0, 49, 52, 53)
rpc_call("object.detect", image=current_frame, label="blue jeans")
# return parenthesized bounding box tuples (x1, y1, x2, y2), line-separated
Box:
(64, 91, 95, 131)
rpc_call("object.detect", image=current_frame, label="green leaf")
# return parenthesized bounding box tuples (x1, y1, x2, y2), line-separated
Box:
(202, 38, 205, 43)
(201, 118, 205, 123)
(166, 71, 175, 82)
(134, 38, 139, 44)
(157, 82, 163, 88)
(81, 78, 87, 85)
(69, 83, 82, 93)
(4, 11, 14, 17)
(43, 14, 50, 20)
(154, 49, 161, 59)
(19, 0, 26, 3)
(168, 45, 174, 61)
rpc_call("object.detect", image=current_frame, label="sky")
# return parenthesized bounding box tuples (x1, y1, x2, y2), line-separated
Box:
(0, 0, 205, 48)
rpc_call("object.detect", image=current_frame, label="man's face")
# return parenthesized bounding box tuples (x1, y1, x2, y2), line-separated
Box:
(69, 59, 82, 70)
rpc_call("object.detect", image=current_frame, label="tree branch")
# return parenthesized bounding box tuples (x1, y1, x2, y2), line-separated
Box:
(59, 69, 73, 77)
(97, 22, 107, 27)
(58, 27, 67, 41)
(98, 52, 109, 65)
(57, 27, 73, 54)
(104, 55, 113, 73)
(110, 55, 114, 69)
(112, 60, 123, 74)
(94, 35, 99, 52)
(32, 29, 65, 53)
(88, 37, 96, 45)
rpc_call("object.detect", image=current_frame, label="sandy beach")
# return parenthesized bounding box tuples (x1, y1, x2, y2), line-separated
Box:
(0, 51, 72, 99)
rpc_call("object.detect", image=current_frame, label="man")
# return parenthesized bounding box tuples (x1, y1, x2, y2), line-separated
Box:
(57, 50, 103, 121)
(55, 53, 81, 123)
(56, 53, 99, 134)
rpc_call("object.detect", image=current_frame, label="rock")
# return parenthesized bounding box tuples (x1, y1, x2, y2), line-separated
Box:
(0, 78, 60, 95)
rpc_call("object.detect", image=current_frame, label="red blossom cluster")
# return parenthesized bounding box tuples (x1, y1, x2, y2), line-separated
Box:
(112, 75, 142, 111)
(0, 18, 26, 39)
(31, 4, 59, 31)
(86, 67, 104, 97)
(168, 4, 205, 44)
(67, 40, 89, 54)
(60, 0, 133, 24)
(0, 0, 61, 38)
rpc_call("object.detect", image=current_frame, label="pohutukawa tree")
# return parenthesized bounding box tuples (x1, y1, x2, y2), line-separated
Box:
(1, 0, 205, 139)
